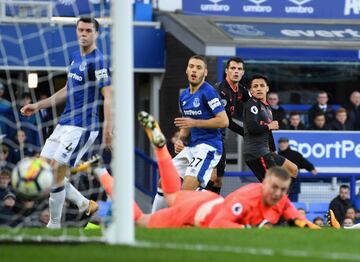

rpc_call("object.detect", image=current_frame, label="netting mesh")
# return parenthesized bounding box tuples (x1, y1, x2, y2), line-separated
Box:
(0, 1, 112, 241)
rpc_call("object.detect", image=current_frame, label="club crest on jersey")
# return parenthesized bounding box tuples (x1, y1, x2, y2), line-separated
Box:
(221, 99, 227, 107)
(79, 61, 87, 71)
(250, 106, 259, 114)
(232, 203, 243, 215)
(193, 98, 200, 108)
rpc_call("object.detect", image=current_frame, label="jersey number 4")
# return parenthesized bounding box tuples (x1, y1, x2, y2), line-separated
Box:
(189, 157, 203, 167)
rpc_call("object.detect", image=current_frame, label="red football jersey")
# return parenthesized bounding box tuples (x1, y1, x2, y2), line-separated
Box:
(198, 183, 301, 228)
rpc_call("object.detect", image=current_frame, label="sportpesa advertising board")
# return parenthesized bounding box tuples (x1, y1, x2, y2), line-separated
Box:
(183, 0, 360, 19)
(273, 131, 360, 172)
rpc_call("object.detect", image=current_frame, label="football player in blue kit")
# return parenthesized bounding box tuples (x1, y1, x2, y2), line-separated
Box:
(21, 17, 112, 228)
(152, 55, 229, 212)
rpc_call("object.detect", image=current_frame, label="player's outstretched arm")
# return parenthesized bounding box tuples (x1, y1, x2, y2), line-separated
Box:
(101, 85, 112, 148)
(20, 85, 67, 116)
(174, 111, 229, 129)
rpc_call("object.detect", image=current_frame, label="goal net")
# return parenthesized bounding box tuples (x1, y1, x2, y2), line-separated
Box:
(0, 0, 133, 243)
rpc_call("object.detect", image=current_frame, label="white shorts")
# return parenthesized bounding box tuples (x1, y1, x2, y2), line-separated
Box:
(40, 124, 99, 167)
(172, 143, 221, 188)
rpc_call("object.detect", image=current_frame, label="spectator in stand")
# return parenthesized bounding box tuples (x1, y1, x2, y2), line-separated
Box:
(308, 91, 335, 124)
(277, 137, 317, 201)
(344, 90, 360, 130)
(307, 111, 330, 130)
(268, 92, 287, 129)
(343, 217, 354, 227)
(18, 93, 40, 149)
(0, 191, 16, 226)
(313, 216, 325, 227)
(9, 129, 37, 165)
(287, 111, 306, 130)
(345, 207, 356, 223)
(329, 107, 354, 130)
(0, 144, 14, 172)
(0, 83, 14, 140)
(0, 169, 11, 201)
(329, 185, 353, 225)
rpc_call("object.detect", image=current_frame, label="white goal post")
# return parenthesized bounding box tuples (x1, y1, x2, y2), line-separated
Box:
(106, 0, 135, 244)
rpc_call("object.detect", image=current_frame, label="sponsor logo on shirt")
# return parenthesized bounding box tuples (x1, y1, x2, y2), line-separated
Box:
(68, 72, 83, 81)
(95, 68, 109, 80)
(208, 98, 222, 110)
(221, 99, 227, 107)
(183, 109, 203, 116)
(243, 0, 272, 13)
(193, 98, 200, 108)
(285, 0, 314, 14)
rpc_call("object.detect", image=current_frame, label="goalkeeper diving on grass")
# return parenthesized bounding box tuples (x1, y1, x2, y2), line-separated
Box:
(87, 111, 319, 229)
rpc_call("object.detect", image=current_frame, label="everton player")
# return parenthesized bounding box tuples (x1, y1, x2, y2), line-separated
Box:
(243, 74, 298, 183)
(152, 55, 229, 212)
(20, 17, 111, 228)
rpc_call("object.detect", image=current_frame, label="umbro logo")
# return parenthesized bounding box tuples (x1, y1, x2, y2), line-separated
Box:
(288, 0, 312, 5)
(247, 0, 267, 5)
(243, 0, 272, 13)
(285, 0, 314, 13)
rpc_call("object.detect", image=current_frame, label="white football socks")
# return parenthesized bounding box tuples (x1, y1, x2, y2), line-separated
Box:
(151, 188, 168, 213)
(47, 185, 65, 229)
(93, 166, 107, 180)
(64, 177, 89, 213)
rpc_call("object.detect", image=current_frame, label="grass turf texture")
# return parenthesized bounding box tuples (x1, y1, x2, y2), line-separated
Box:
(1, 228, 360, 262)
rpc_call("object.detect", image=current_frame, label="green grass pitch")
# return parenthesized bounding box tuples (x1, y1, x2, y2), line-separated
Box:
(1, 227, 360, 262)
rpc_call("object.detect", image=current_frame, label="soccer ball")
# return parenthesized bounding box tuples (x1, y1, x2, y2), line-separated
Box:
(11, 157, 53, 199)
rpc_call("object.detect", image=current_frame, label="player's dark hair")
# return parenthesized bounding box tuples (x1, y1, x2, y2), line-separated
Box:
(226, 57, 245, 69)
(290, 111, 300, 117)
(314, 111, 325, 119)
(318, 90, 327, 96)
(266, 166, 291, 181)
(189, 55, 207, 68)
(249, 74, 268, 88)
(340, 185, 350, 190)
(77, 17, 99, 32)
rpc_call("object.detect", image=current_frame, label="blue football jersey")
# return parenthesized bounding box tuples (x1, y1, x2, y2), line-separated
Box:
(179, 81, 224, 153)
(58, 49, 111, 130)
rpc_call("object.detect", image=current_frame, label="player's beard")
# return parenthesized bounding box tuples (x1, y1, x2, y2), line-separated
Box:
(189, 73, 205, 88)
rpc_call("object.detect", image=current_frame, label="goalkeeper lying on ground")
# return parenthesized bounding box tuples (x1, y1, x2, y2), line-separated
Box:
(78, 111, 319, 229)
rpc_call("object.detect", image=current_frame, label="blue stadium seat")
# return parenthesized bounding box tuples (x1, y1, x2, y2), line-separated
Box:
(306, 212, 326, 223)
(308, 202, 329, 213)
(292, 202, 307, 212)
(97, 201, 112, 218)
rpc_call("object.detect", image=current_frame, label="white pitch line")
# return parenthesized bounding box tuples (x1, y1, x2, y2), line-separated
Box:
(134, 241, 360, 261)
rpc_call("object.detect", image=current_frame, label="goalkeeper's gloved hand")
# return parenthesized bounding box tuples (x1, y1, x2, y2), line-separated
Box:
(290, 219, 321, 229)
